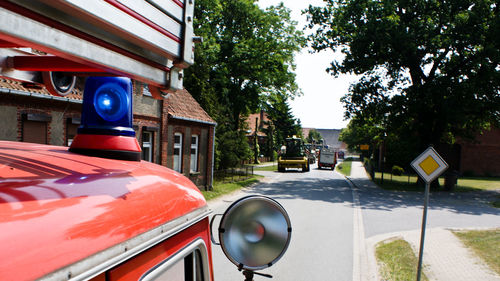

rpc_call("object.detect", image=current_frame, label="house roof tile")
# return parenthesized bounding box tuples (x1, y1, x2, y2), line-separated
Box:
(245, 112, 270, 137)
(166, 89, 215, 125)
(0, 77, 83, 101)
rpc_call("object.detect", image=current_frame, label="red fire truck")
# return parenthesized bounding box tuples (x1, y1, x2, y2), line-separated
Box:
(0, 1, 291, 280)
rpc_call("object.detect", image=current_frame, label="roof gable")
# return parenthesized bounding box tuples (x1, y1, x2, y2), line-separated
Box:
(165, 89, 215, 125)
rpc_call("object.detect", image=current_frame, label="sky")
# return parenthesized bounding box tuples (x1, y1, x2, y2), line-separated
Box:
(257, 0, 359, 130)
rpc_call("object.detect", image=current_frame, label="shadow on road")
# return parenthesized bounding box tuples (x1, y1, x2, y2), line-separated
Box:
(352, 178, 500, 216)
(250, 176, 353, 205)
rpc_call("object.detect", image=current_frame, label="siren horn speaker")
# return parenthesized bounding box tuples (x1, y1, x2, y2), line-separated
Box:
(42, 71, 76, 96)
(218, 195, 292, 270)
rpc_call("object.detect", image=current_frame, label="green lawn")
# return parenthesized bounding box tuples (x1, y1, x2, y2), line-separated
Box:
(373, 172, 500, 192)
(336, 159, 352, 176)
(453, 229, 500, 275)
(376, 239, 428, 281)
(254, 164, 278, 171)
(201, 175, 263, 201)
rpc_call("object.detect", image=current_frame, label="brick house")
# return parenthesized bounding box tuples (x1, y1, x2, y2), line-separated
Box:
(0, 77, 216, 190)
(161, 88, 216, 189)
(246, 110, 269, 145)
(456, 128, 500, 176)
(245, 110, 272, 162)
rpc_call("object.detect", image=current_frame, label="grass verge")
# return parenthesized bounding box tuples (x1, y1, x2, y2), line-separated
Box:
(373, 172, 500, 192)
(254, 164, 277, 171)
(453, 229, 500, 275)
(375, 239, 428, 281)
(336, 159, 352, 176)
(201, 175, 263, 201)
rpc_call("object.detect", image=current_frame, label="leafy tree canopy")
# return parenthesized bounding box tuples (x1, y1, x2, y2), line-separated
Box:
(185, 0, 305, 169)
(264, 94, 302, 151)
(306, 0, 500, 160)
(306, 129, 323, 144)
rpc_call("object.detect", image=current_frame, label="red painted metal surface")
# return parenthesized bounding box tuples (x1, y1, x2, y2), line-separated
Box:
(0, 141, 207, 280)
(108, 219, 214, 281)
(9, 56, 106, 72)
(70, 134, 142, 152)
(0, 39, 22, 48)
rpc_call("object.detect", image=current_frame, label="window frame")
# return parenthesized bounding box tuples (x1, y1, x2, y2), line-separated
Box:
(190, 135, 199, 173)
(142, 130, 154, 162)
(139, 239, 210, 281)
(173, 132, 183, 173)
(66, 117, 80, 147)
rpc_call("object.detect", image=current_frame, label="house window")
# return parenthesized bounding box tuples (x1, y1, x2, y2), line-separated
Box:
(142, 131, 153, 162)
(22, 113, 50, 144)
(190, 135, 199, 172)
(142, 83, 152, 97)
(66, 118, 80, 146)
(174, 132, 183, 172)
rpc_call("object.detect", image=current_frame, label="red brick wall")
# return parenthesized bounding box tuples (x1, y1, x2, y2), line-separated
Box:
(164, 116, 215, 190)
(0, 94, 82, 145)
(459, 128, 500, 176)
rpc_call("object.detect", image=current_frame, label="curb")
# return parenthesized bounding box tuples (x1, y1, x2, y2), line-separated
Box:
(345, 176, 379, 281)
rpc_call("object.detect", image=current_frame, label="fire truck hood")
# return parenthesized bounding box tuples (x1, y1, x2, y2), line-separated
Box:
(0, 141, 207, 280)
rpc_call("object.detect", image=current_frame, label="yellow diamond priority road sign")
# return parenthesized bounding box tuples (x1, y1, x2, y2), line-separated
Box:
(411, 147, 448, 183)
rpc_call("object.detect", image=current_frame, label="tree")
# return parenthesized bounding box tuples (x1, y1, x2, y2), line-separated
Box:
(184, 0, 305, 169)
(306, 0, 500, 171)
(264, 95, 302, 152)
(306, 129, 323, 144)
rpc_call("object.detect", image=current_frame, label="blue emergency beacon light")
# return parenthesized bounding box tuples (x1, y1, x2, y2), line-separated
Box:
(69, 77, 141, 161)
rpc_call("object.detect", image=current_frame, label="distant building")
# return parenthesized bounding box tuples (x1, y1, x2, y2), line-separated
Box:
(245, 110, 272, 161)
(457, 128, 500, 176)
(302, 128, 347, 151)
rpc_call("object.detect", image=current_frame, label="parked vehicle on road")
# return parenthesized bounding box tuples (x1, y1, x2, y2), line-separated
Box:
(318, 147, 337, 170)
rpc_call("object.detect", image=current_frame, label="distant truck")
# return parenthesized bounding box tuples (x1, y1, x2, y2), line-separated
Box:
(318, 148, 337, 170)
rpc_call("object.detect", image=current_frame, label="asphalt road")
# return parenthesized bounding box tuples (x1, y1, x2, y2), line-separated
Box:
(208, 163, 354, 281)
(357, 172, 500, 238)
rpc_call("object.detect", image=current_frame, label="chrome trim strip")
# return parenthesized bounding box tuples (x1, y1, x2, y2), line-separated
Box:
(38, 206, 211, 281)
(139, 239, 211, 281)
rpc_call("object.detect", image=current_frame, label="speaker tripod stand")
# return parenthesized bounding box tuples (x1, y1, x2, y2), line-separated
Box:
(242, 270, 272, 281)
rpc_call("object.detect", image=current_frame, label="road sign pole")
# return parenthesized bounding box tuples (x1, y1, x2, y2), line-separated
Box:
(416, 181, 430, 281)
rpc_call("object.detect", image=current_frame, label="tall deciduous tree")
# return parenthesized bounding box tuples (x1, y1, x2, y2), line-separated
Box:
(306, 0, 500, 167)
(307, 129, 323, 144)
(185, 0, 305, 169)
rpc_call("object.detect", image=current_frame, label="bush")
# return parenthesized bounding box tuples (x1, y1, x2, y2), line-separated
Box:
(392, 165, 405, 176)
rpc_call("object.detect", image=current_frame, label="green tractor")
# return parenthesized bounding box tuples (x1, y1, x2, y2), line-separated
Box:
(278, 136, 310, 172)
